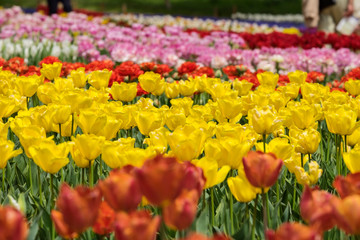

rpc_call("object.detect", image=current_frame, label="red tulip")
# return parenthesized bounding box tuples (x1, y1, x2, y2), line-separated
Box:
(300, 186, 338, 232)
(135, 155, 205, 206)
(242, 151, 283, 188)
(333, 172, 360, 198)
(266, 222, 321, 240)
(114, 210, 161, 240)
(51, 183, 102, 237)
(163, 190, 199, 230)
(0, 206, 28, 240)
(333, 195, 360, 235)
(99, 169, 142, 212)
(92, 201, 115, 235)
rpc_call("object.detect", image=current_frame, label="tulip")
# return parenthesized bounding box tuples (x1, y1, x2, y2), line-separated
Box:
(135, 155, 205, 206)
(167, 124, 208, 162)
(0, 140, 22, 169)
(164, 108, 186, 131)
(248, 105, 281, 135)
(348, 127, 360, 147)
(170, 97, 193, 116)
(54, 77, 74, 92)
(70, 141, 93, 168)
(13, 75, 41, 97)
(228, 165, 261, 202)
(325, 105, 359, 136)
(301, 83, 329, 104)
(29, 139, 70, 174)
(294, 161, 322, 186)
(243, 151, 283, 189)
(289, 127, 321, 155)
(75, 109, 107, 135)
(152, 79, 166, 96)
(92, 201, 115, 236)
(179, 80, 196, 96)
(0, 121, 10, 140)
(266, 222, 320, 240)
(88, 69, 112, 90)
(192, 157, 230, 189)
(101, 141, 130, 169)
(232, 79, 253, 96)
(163, 189, 199, 230)
(255, 137, 293, 161)
(109, 82, 137, 102)
(300, 186, 338, 232)
(54, 89, 93, 114)
(0, 95, 26, 118)
(216, 96, 242, 120)
(71, 134, 105, 161)
(343, 146, 360, 173)
(165, 82, 180, 99)
(333, 172, 360, 198)
(257, 71, 279, 89)
(277, 83, 300, 99)
(289, 103, 319, 130)
(37, 83, 57, 104)
(180, 234, 231, 240)
(283, 152, 309, 174)
(98, 116, 122, 140)
(143, 127, 169, 154)
(344, 79, 360, 96)
(114, 210, 161, 240)
(16, 125, 47, 158)
(51, 184, 102, 237)
(48, 104, 72, 125)
(40, 62, 62, 80)
(333, 195, 360, 235)
(138, 71, 162, 93)
(288, 70, 307, 85)
(134, 108, 164, 136)
(0, 206, 28, 240)
(99, 169, 142, 212)
(70, 67, 87, 88)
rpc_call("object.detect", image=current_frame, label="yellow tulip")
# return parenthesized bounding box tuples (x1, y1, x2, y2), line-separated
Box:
(117, 137, 135, 147)
(138, 71, 162, 93)
(75, 109, 107, 135)
(178, 80, 196, 96)
(248, 105, 281, 135)
(48, 104, 72, 125)
(294, 161, 322, 186)
(109, 82, 137, 102)
(70, 67, 87, 88)
(152, 79, 166, 96)
(277, 83, 300, 99)
(205, 82, 234, 101)
(39, 106, 58, 133)
(165, 82, 180, 99)
(69, 141, 92, 168)
(16, 125, 47, 158)
(0, 121, 10, 140)
(198, 77, 221, 93)
(13, 76, 41, 97)
(134, 109, 164, 136)
(0, 140, 22, 169)
(0, 95, 26, 118)
(71, 134, 105, 161)
(135, 97, 154, 110)
(40, 62, 62, 80)
(143, 127, 169, 154)
(257, 71, 279, 89)
(288, 70, 307, 85)
(87, 87, 110, 103)
(215, 122, 258, 143)
(29, 139, 70, 174)
(255, 137, 293, 161)
(37, 83, 58, 105)
(164, 109, 186, 131)
(345, 79, 360, 96)
(232, 79, 253, 96)
(284, 152, 309, 173)
(192, 157, 230, 189)
(53, 77, 74, 92)
(167, 124, 208, 162)
(107, 104, 135, 130)
(101, 140, 130, 169)
(227, 166, 261, 202)
(54, 117, 76, 137)
(88, 69, 112, 90)
(119, 147, 156, 167)
(205, 137, 253, 169)
(289, 103, 319, 130)
(216, 96, 242, 120)
(325, 105, 359, 136)
(301, 83, 329, 104)
(97, 116, 122, 140)
(348, 127, 360, 147)
(170, 97, 193, 116)
(343, 146, 360, 173)
(289, 127, 321, 154)
(189, 105, 213, 122)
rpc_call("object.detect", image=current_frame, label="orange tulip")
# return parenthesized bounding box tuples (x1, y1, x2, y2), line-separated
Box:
(51, 184, 102, 237)
(333, 173, 360, 198)
(333, 195, 360, 235)
(242, 151, 283, 188)
(92, 201, 115, 236)
(300, 186, 338, 232)
(266, 222, 320, 240)
(135, 155, 205, 206)
(0, 206, 28, 240)
(99, 169, 142, 212)
(114, 210, 161, 240)
(163, 189, 199, 230)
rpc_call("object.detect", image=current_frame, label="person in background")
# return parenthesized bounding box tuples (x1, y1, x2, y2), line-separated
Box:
(318, 0, 354, 32)
(47, 0, 72, 15)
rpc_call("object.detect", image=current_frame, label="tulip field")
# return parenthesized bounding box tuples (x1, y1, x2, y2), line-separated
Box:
(3, 5, 360, 240)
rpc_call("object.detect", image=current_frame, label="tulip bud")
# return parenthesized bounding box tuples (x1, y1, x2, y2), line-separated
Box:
(333, 173, 360, 198)
(266, 222, 320, 240)
(0, 206, 28, 240)
(92, 201, 115, 236)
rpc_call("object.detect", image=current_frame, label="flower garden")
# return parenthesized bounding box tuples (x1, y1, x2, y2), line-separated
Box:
(2, 5, 360, 240)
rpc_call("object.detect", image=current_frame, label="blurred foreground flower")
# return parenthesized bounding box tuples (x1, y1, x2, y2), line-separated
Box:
(0, 206, 28, 240)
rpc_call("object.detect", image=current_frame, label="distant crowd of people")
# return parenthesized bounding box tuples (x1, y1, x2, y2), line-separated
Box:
(303, 0, 360, 33)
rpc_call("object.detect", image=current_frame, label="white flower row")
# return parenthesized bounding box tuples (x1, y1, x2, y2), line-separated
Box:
(231, 12, 304, 23)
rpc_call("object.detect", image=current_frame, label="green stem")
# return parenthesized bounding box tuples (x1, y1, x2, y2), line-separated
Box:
(308, 153, 311, 162)
(2, 167, 5, 193)
(276, 181, 280, 222)
(89, 161, 94, 187)
(50, 174, 54, 209)
(292, 178, 297, 210)
(71, 113, 74, 136)
(28, 158, 33, 195)
(251, 195, 258, 240)
(59, 124, 62, 143)
(229, 169, 234, 235)
(81, 168, 85, 185)
(263, 134, 266, 153)
(336, 134, 341, 176)
(210, 187, 215, 227)
(99, 158, 102, 180)
(37, 166, 42, 206)
(344, 135, 347, 153)
(266, 192, 271, 229)
(301, 153, 304, 168)
(262, 189, 268, 237)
